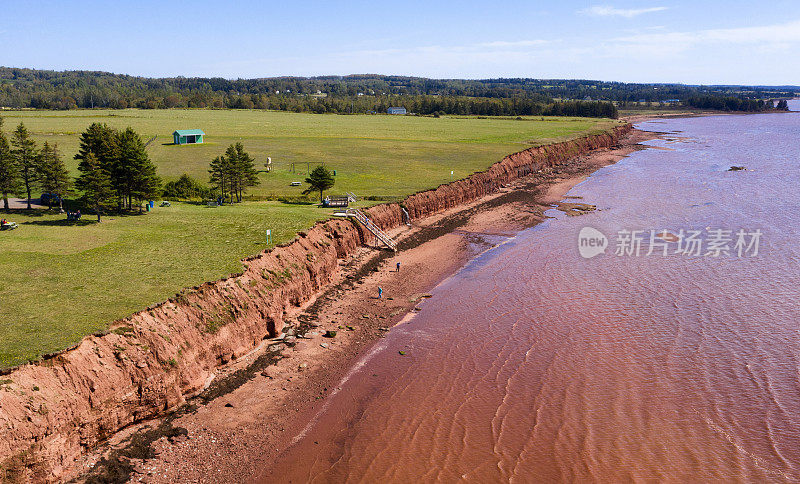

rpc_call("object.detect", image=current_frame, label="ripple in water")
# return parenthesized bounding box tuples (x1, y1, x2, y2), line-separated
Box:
(260, 110, 800, 483)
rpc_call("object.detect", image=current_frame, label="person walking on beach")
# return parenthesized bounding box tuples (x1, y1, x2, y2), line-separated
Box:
(396, 261, 401, 272)
(378, 287, 383, 299)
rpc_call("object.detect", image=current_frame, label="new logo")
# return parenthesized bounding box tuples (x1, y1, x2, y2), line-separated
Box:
(578, 227, 608, 259)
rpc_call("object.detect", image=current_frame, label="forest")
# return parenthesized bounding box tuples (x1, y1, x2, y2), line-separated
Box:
(0, 67, 795, 116)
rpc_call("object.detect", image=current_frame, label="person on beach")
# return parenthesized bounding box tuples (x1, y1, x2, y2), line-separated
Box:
(396, 261, 401, 272)
(378, 287, 383, 299)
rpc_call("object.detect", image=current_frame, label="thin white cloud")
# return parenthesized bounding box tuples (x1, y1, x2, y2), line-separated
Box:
(614, 19, 800, 47)
(478, 40, 551, 48)
(331, 39, 552, 59)
(209, 39, 555, 78)
(580, 5, 667, 18)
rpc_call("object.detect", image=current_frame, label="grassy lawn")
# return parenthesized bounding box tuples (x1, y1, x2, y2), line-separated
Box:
(1, 109, 621, 198)
(0, 202, 329, 368)
(0, 109, 621, 368)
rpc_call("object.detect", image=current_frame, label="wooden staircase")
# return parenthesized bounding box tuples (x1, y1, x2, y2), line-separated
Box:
(346, 209, 397, 251)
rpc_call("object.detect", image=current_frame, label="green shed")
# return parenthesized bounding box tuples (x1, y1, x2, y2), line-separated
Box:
(173, 129, 205, 145)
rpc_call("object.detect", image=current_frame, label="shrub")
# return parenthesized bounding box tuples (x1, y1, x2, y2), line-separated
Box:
(162, 174, 213, 200)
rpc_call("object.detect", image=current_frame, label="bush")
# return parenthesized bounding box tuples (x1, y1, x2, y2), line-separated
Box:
(162, 174, 212, 200)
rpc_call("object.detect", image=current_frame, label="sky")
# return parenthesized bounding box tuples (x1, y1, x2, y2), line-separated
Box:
(2, 0, 799, 85)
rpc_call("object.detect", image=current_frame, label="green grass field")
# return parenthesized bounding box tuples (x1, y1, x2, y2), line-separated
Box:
(1, 109, 620, 198)
(0, 202, 330, 368)
(0, 109, 621, 368)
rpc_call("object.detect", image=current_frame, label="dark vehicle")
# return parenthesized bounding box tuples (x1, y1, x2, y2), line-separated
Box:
(40, 193, 62, 206)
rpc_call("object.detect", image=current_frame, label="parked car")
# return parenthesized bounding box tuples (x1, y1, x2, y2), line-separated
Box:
(40, 193, 62, 206)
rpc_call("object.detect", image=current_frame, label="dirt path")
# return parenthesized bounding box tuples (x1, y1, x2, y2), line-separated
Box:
(4, 197, 47, 210)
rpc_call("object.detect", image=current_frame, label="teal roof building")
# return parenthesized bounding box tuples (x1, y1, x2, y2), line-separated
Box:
(173, 129, 205, 145)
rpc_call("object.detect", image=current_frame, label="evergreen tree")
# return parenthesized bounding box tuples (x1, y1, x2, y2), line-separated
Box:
(209, 143, 260, 203)
(230, 142, 259, 202)
(222, 145, 239, 202)
(75, 122, 118, 172)
(0, 119, 20, 212)
(38, 142, 71, 211)
(10, 123, 38, 209)
(75, 123, 118, 207)
(115, 128, 160, 210)
(75, 152, 114, 222)
(303, 166, 335, 203)
(131, 156, 161, 211)
(209, 154, 231, 203)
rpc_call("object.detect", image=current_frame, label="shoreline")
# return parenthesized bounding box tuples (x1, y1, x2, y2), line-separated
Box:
(0, 123, 636, 483)
(79, 126, 658, 482)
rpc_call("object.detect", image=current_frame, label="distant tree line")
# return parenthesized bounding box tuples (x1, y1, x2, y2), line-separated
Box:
(2, 67, 795, 117)
(685, 95, 777, 112)
(260, 95, 618, 118)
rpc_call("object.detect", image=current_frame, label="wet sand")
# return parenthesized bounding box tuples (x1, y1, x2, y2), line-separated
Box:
(76, 128, 656, 483)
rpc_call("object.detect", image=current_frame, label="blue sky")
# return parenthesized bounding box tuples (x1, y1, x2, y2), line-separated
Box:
(2, 0, 799, 84)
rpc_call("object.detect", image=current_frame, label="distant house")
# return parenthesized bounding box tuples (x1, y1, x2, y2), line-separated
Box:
(387, 107, 406, 115)
(173, 129, 205, 145)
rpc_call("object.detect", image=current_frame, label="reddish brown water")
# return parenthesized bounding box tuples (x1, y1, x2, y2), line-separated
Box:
(261, 109, 800, 482)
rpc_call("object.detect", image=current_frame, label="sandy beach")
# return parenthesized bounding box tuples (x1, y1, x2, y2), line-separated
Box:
(75, 127, 657, 483)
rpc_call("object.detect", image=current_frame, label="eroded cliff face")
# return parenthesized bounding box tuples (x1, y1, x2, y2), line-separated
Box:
(364, 125, 631, 227)
(0, 124, 630, 482)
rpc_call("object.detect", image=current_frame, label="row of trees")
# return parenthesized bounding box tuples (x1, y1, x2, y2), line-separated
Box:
(0, 120, 71, 211)
(1, 67, 796, 111)
(0, 118, 162, 220)
(0, 117, 268, 215)
(262, 95, 618, 118)
(685, 96, 777, 112)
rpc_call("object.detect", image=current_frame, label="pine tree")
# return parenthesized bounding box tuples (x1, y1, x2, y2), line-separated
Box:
(303, 166, 335, 203)
(115, 128, 160, 210)
(10, 123, 38, 210)
(75, 152, 114, 222)
(75, 123, 119, 208)
(222, 144, 239, 202)
(209, 154, 231, 203)
(209, 143, 260, 204)
(230, 143, 259, 202)
(75, 123, 118, 172)
(0, 119, 20, 212)
(131, 156, 161, 211)
(38, 142, 71, 211)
